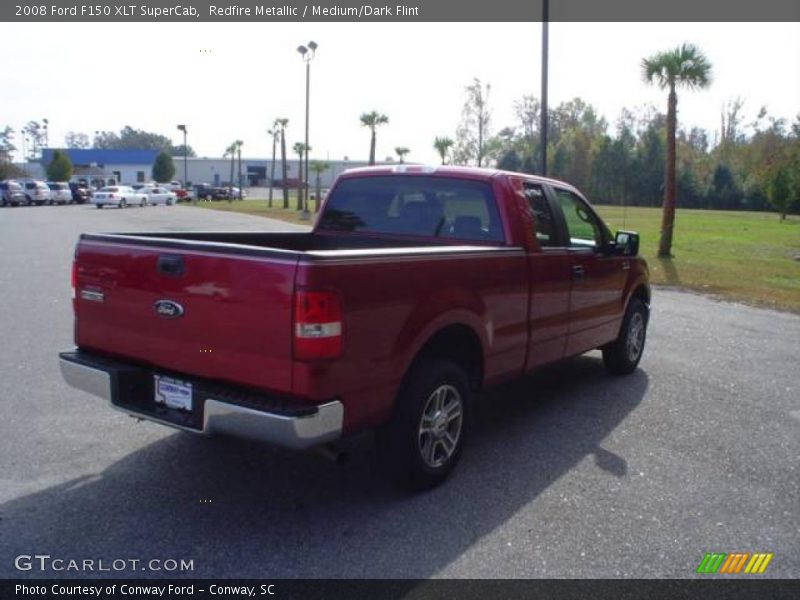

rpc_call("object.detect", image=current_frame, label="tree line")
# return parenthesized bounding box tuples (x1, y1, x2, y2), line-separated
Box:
(444, 82, 800, 219)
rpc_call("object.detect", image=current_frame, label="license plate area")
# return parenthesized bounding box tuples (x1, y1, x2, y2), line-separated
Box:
(154, 375, 193, 412)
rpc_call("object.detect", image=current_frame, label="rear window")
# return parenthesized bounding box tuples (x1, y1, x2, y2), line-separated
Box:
(318, 176, 505, 243)
(101, 187, 119, 192)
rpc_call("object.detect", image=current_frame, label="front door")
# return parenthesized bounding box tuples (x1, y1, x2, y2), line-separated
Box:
(549, 186, 625, 356)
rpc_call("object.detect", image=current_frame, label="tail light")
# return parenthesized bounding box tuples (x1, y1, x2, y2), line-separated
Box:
(293, 290, 342, 360)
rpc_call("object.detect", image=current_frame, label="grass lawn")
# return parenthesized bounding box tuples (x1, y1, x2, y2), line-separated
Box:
(195, 197, 800, 313)
(191, 192, 320, 225)
(596, 206, 800, 313)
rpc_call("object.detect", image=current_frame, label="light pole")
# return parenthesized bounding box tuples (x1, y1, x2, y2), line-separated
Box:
(297, 40, 318, 220)
(177, 124, 188, 187)
(540, 0, 549, 176)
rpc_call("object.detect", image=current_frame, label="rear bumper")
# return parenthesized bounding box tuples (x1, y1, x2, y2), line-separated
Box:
(59, 350, 343, 450)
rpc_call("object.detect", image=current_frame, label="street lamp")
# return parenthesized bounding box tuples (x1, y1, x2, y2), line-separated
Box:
(540, 0, 549, 176)
(177, 124, 188, 188)
(297, 40, 318, 220)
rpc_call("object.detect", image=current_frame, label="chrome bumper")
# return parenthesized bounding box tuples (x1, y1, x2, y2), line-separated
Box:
(59, 352, 343, 450)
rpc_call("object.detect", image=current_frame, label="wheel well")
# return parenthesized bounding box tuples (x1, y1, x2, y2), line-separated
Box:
(631, 285, 651, 311)
(413, 325, 484, 391)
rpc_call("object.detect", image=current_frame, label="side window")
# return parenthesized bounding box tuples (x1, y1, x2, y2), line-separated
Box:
(523, 182, 558, 248)
(554, 188, 604, 249)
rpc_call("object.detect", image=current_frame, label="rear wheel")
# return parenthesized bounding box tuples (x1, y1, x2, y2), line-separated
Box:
(378, 359, 470, 490)
(96, 204, 103, 209)
(602, 297, 648, 375)
(119, 199, 127, 209)
(140, 198, 147, 207)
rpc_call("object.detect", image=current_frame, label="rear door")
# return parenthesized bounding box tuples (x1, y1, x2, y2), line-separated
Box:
(520, 180, 572, 369)
(547, 186, 625, 356)
(74, 238, 299, 394)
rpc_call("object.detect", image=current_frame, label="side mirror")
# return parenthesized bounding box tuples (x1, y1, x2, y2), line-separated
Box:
(614, 230, 639, 256)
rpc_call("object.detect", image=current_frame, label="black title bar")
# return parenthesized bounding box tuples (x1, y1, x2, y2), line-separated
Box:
(4, 579, 800, 600)
(3, 0, 800, 22)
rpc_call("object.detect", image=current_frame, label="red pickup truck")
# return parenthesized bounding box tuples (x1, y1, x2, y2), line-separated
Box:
(60, 166, 650, 488)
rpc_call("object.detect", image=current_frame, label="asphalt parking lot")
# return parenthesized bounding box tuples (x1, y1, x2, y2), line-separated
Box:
(0, 203, 798, 579)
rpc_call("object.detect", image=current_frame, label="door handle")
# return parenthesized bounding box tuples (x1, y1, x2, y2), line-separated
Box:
(621, 261, 630, 271)
(571, 265, 585, 281)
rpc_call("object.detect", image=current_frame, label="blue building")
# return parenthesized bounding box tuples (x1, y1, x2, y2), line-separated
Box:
(40, 149, 159, 186)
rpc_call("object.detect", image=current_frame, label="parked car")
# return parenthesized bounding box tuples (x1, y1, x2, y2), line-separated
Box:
(60, 166, 650, 489)
(69, 182, 92, 204)
(140, 185, 177, 206)
(22, 180, 51, 205)
(0, 180, 26, 207)
(47, 182, 73, 205)
(193, 183, 230, 201)
(91, 185, 148, 209)
(226, 186, 246, 200)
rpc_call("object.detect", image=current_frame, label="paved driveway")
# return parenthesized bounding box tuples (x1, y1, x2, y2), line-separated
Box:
(0, 203, 797, 578)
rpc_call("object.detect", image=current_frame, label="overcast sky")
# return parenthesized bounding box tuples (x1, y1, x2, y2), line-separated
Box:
(2, 22, 798, 164)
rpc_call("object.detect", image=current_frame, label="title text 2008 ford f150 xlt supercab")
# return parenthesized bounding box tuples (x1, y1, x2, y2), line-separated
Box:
(60, 166, 650, 488)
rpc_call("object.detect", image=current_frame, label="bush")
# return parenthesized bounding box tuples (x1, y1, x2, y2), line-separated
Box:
(152, 151, 175, 183)
(46, 150, 73, 181)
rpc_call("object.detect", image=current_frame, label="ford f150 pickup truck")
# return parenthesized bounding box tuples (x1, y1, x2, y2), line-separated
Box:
(60, 166, 650, 488)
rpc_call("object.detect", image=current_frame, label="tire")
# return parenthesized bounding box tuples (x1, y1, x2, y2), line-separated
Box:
(140, 198, 147, 207)
(602, 297, 648, 375)
(119, 199, 127, 209)
(96, 204, 103, 209)
(378, 359, 471, 490)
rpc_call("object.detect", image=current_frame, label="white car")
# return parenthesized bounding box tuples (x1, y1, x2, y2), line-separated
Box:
(141, 185, 178, 206)
(92, 186, 148, 209)
(22, 180, 51, 206)
(47, 182, 73, 205)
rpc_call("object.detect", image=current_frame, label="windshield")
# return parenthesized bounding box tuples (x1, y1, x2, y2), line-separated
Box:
(318, 176, 505, 243)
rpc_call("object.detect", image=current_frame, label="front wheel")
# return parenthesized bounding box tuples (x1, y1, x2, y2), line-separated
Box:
(602, 297, 648, 375)
(119, 199, 127, 209)
(378, 359, 470, 490)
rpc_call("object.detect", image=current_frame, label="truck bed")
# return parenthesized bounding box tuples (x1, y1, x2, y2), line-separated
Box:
(73, 230, 521, 406)
(80, 230, 508, 255)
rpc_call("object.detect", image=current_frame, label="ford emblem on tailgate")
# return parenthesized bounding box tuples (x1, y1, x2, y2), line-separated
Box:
(154, 300, 185, 319)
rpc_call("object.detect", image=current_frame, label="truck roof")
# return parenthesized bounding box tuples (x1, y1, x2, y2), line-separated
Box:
(339, 164, 579, 192)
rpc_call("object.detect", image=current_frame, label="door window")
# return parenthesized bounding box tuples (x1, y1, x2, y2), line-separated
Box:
(554, 189, 606, 249)
(523, 182, 558, 248)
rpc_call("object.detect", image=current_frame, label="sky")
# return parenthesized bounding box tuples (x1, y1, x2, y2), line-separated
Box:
(1, 22, 798, 164)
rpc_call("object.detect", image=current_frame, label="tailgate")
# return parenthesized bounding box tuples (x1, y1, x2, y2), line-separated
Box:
(74, 236, 298, 394)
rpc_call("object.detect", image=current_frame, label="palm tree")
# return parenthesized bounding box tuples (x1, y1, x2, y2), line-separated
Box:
(309, 160, 330, 213)
(224, 142, 236, 201)
(360, 111, 389, 165)
(292, 142, 309, 211)
(395, 146, 410, 163)
(433, 137, 454, 165)
(235, 139, 244, 200)
(642, 43, 712, 257)
(267, 125, 279, 208)
(275, 118, 289, 208)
